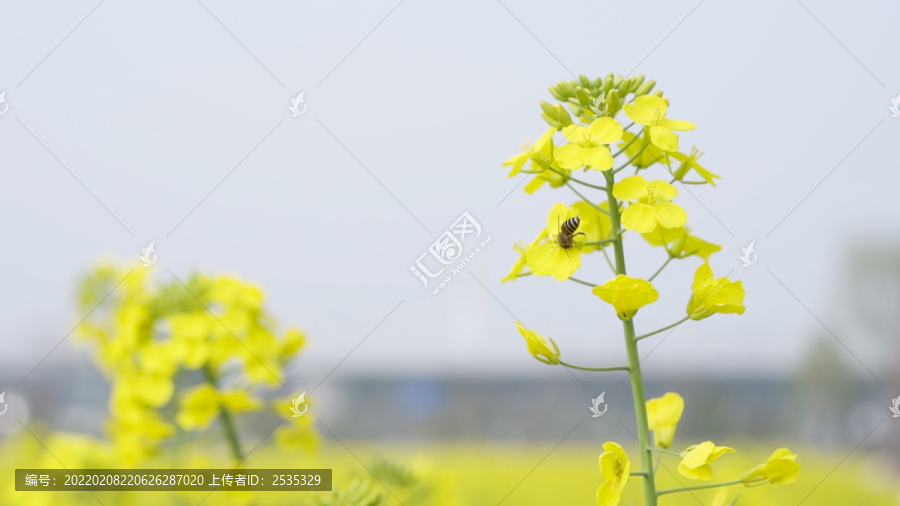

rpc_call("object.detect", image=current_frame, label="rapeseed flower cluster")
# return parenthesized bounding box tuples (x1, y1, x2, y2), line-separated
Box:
(502, 74, 796, 505)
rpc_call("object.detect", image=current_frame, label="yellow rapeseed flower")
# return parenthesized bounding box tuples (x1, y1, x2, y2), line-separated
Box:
(502, 229, 549, 283)
(623, 95, 695, 151)
(526, 203, 588, 280)
(503, 127, 557, 176)
(596, 441, 630, 506)
(515, 322, 561, 365)
(554, 117, 624, 171)
(646, 392, 684, 449)
(641, 226, 721, 260)
(592, 275, 659, 321)
(503, 127, 571, 194)
(678, 441, 735, 480)
(686, 260, 746, 320)
(613, 175, 688, 233)
(176, 384, 262, 431)
(572, 201, 612, 253)
(671, 147, 720, 185)
(617, 131, 668, 169)
(741, 448, 801, 487)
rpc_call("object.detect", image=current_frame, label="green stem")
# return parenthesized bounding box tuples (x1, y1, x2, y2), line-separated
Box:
(613, 143, 648, 174)
(584, 239, 615, 247)
(647, 446, 682, 456)
(611, 131, 641, 158)
(603, 171, 657, 506)
(669, 178, 708, 185)
(636, 317, 690, 342)
(560, 360, 630, 372)
(202, 365, 244, 462)
(568, 276, 597, 288)
(550, 168, 607, 191)
(566, 183, 609, 215)
(657, 480, 742, 496)
(631, 471, 649, 478)
(647, 256, 674, 282)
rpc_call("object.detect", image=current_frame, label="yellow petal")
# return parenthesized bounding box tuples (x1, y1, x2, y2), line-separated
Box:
(624, 95, 667, 125)
(652, 201, 688, 229)
(526, 242, 581, 281)
(647, 392, 684, 448)
(584, 145, 614, 171)
(621, 203, 658, 233)
(503, 152, 529, 177)
(647, 180, 678, 199)
(612, 175, 648, 201)
(554, 143, 589, 170)
(649, 125, 679, 152)
(661, 118, 696, 131)
(589, 117, 624, 144)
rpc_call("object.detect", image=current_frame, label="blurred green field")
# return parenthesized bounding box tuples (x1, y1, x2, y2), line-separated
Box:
(3, 440, 897, 505)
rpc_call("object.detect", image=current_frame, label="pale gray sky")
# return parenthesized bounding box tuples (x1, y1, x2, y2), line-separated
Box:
(1, 0, 897, 388)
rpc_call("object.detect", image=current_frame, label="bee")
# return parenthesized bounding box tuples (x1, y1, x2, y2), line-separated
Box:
(557, 216, 584, 250)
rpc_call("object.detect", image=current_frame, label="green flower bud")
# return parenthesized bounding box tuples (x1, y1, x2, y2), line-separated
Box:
(631, 75, 646, 90)
(603, 73, 614, 90)
(575, 86, 592, 106)
(634, 79, 656, 96)
(605, 89, 622, 116)
(539, 101, 573, 129)
(548, 84, 568, 102)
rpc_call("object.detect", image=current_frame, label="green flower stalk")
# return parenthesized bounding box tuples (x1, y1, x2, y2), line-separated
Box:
(502, 74, 798, 506)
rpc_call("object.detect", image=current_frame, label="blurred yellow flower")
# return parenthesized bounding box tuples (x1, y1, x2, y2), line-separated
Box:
(554, 117, 623, 171)
(623, 95, 695, 151)
(596, 441, 630, 506)
(741, 448, 801, 487)
(711, 489, 739, 506)
(272, 397, 319, 452)
(515, 322, 561, 365)
(526, 203, 587, 281)
(686, 260, 746, 320)
(641, 226, 721, 260)
(617, 131, 668, 168)
(592, 275, 659, 321)
(613, 175, 688, 233)
(646, 392, 684, 449)
(677, 441, 735, 480)
(176, 384, 262, 431)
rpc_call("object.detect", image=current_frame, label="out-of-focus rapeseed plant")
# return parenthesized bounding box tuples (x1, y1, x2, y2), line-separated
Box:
(502, 74, 800, 505)
(74, 263, 317, 467)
